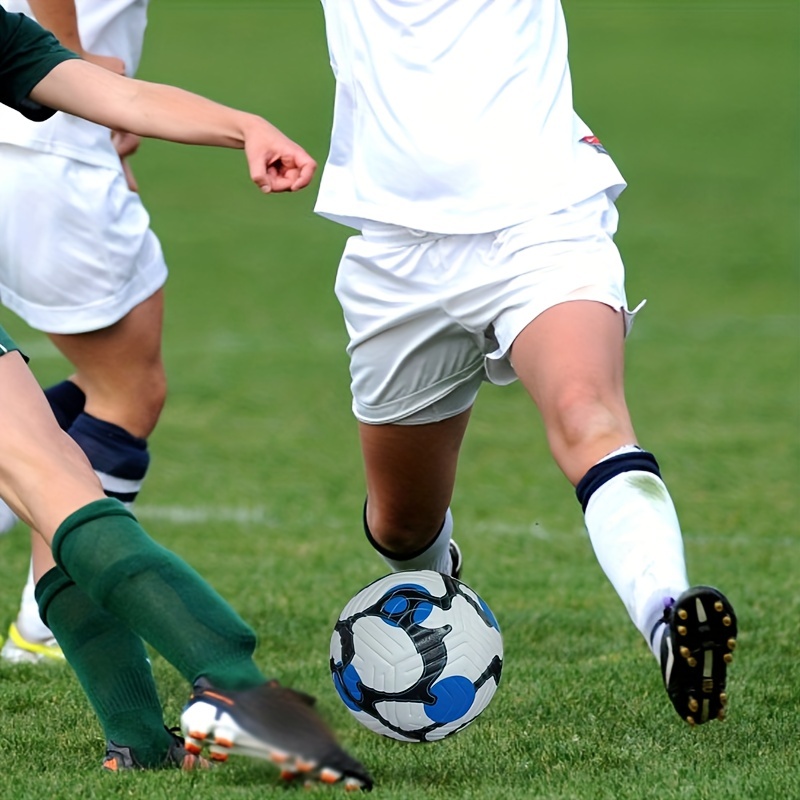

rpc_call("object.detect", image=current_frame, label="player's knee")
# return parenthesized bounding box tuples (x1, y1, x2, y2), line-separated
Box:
(364, 501, 442, 555)
(546, 387, 628, 454)
(140, 371, 167, 427)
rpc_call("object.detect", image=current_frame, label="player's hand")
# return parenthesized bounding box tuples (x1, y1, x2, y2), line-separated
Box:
(111, 130, 141, 159)
(111, 131, 141, 192)
(241, 117, 317, 194)
(82, 52, 126, 76)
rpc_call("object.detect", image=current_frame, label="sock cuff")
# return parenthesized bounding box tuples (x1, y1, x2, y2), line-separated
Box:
(70, 413, 148, 450)
(363, 498, 450, 561)
(44, 380, 86, 431)
(34, 566, 74, 626)
(576, 450, 661, 512)
(68, 413, 150, 486)
(52, 498, 137, 573)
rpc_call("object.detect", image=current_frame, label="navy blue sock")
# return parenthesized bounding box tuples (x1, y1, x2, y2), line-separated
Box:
(44, 380, 86, 431)
(68, 413, 150, 504)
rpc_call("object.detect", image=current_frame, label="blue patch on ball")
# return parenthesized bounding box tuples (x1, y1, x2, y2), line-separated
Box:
(426, 675, 476, 723)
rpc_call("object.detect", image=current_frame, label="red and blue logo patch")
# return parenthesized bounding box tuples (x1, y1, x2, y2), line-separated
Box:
(580, 135, 609, 155)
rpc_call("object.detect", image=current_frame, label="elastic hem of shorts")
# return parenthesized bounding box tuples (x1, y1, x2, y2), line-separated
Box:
(353, 362, 485, 426)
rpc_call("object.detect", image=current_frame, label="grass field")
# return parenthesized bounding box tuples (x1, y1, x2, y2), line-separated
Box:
(0, 1, 797, 798)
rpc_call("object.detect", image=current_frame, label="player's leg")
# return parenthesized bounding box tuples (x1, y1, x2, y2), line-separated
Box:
(0, 151, 168, 656)
(335, 226, 485, 578)
(30, 533, 199, 769)
(511, 298, 735, 724)
(48, 286, 166, 440)
(360, 410, 470, 576)
(2, 290, 166, 662)
(47, 500, 371, 786)
(0, 348, 372, 786)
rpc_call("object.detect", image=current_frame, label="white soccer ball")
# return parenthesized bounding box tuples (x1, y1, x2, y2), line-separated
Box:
(330, 570, 503, 742)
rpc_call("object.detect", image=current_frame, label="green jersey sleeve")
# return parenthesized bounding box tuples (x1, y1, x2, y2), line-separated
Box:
(0, 7, 80, 121)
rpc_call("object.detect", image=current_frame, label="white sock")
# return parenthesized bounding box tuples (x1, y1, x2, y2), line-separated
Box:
(584, 468, 689, 657)
(15, 561, 55, 643)
(380, 508, 454, 574)
(0, 497, 19, 536)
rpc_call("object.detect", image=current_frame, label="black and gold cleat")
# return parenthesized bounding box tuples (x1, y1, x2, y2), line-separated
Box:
(659, 586, 738, 725)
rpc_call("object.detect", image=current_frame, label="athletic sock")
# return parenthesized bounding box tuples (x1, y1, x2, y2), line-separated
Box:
(365, 504, 455, 574)
(68, 413, 149, 505)
(52, 498, 265, 690)
(44, 380, 86, 431)
(36, 567, 173, 767)
(576, 447, 689, 656)
(14, 561, 56, 643)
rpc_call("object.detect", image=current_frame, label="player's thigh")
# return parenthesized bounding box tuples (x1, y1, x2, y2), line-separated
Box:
(48, 287, 165, 386)
(511, 299, 629, 416)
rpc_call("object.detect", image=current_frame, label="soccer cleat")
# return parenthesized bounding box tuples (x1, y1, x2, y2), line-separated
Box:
(181, 677, 373, 790)
(449, 540, 463, 580)
(0, 622, 65, 664)
(659, 586, 737, 725)
(102, 729, 212, 772)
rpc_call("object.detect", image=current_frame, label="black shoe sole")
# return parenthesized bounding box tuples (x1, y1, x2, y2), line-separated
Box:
(665, 585, 737, 725)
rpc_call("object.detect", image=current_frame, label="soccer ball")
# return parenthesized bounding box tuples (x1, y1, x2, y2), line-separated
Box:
(329, 570, 503, 742)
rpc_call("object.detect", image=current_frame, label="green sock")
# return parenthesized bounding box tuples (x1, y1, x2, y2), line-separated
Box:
(52, 498, 265, 691)
(36, 567, 173, 768)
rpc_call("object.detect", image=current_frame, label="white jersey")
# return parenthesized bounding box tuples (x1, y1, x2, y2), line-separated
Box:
(0, 0, 149, 171)
(315, 0, 626, 234)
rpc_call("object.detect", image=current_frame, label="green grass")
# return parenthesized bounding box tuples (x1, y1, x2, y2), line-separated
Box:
(0, 1, 798, 798)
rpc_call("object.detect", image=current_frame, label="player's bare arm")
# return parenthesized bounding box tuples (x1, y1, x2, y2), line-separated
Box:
(29, 58, 316, 193)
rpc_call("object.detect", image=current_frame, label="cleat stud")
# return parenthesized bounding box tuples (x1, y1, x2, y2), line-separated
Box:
(686, 715, 696, 727)
(714, 601, 724, 612)
(680, 646, 691, 659)
(320, 768, 342, 784)
(185, 742, 202, 755)
(728, 638, 737, 650)
(688, 697, 699, 713)
(724, 653, 733, 663)
(717, 709, 726, 721)
(688, 657, 697, 668)
(720, 692, 728, 705)
(296, 759, 317, 773)
(188, 731, 207, 742)
(280, 769, 299, 781)
(677, 625, 687, 636)
(722, 615, 732, 627)
(678, 609, 688, 620)
(210, 752, 228, 763)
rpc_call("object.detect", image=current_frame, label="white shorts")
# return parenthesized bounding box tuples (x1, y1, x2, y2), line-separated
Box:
(0, 145, 167, 334)
(335, 190, 641, 425)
